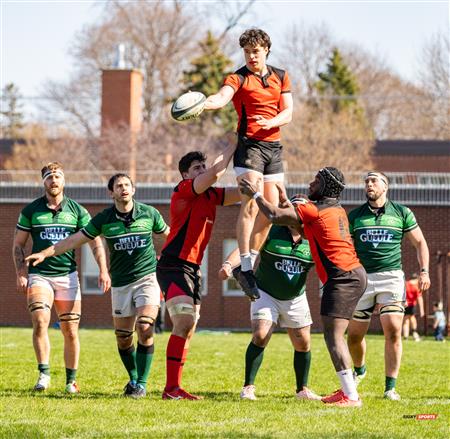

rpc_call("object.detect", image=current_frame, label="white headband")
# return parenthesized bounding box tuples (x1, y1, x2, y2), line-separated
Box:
(42, 170, 65, 181)
(365, 172, 388, 187)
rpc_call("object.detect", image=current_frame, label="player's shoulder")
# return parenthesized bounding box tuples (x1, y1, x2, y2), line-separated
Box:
(348, 203, 369, 220)
(65, 197, 88, 213)
(387, 199, 412, 215)
(22, 196, 46, 214)
(268, 65, 288, 81)
(136, 201, 160, 216)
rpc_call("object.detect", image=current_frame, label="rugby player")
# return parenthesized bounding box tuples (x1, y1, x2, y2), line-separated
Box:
(156, 144, 240, 400)
(219, 222, 321, 401)
(13, 162, 110, 393)
(204, 28, 293, 300)
(239, 167, 367, 407)
(26, 173, 169, 399)
(347, 171, 430, 400)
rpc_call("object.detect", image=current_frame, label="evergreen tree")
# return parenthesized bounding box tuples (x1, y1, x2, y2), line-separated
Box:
(182, 31, 237, 133)
(316, 48, 360, 113)
(1, 83, 24, 138)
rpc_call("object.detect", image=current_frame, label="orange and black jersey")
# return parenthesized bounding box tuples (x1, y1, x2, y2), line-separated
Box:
(294, 198, 361, 284)
(161, 179, 225, 266)
(224, 65, 291, 142)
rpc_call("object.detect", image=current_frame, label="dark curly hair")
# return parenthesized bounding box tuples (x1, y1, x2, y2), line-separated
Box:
(178, 151, 207, 175)
(239, 28, 271, 56)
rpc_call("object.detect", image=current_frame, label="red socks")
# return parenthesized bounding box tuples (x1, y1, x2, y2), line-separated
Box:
(165, 334, 188, 391)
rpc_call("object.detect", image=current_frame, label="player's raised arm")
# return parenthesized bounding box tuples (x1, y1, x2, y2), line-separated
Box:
(192, 142, 237, 195)
(204, 85, 235, 110)
(26, 230, 91, 267)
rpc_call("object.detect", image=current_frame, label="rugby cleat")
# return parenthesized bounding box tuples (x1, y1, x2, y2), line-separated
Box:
(240, 385, 257, 400)
(34, 372, 51, 391)
(296, 387, 322, 401)
(384, 389, 401, 401)
(123, 380, 137, 397)
(232, 267, 260, 301)
(328, 394, 362, 407)
(162, 387, 203, 400)
(64, 381, 80, 394)
(321, 389, 344, 403)
(130, 384, 146, 399)
(353, 371, 367, 388)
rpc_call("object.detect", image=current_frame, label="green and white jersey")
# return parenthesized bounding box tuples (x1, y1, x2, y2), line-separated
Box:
(82, 201, 168, 287)
(255, 225, 314, 301)
(16, 196, 91, 276)
(348, 200, 418, 273)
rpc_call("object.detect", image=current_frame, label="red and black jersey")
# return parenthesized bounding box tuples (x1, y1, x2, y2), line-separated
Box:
(223, 65, 291, 142)
(294, 197, 361, 284)
(161, 179, 225, 266)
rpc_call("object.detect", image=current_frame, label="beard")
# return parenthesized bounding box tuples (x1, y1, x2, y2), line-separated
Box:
(366, 191, 382, 201)
(308, 190, 321, 201)
(46, 186, 63, 197)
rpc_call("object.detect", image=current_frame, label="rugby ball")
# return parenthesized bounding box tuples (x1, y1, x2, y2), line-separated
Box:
(171, 91, 206, 122)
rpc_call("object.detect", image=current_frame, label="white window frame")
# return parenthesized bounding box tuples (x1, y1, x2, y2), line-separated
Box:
(222, 238, 244, 297)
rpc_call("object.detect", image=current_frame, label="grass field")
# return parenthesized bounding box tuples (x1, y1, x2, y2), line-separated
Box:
(0, 328, 449, 438)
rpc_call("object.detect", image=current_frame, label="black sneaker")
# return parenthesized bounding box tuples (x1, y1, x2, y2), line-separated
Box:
(233, 268, 260, 301)
(130, 384, 147, 399)
(123, 380, 137, 396)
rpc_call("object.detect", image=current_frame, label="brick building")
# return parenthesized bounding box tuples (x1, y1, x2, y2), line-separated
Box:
(1, 183, 448, 333)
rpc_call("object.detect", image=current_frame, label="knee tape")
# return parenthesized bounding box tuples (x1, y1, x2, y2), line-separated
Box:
(28, 302, 51, 313)
(167, 303, 196, 319)
(115, 329, 134, 339)
(59, 312, 81, 323)
(352, 306, 375, 322)
(380, 304, 405, 316)
(136, 315, 155, 327)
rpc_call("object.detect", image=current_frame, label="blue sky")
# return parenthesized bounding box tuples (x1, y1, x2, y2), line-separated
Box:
(1, 0, 448, 97)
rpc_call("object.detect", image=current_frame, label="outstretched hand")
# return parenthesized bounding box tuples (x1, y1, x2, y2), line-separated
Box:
(239, 179, 259, 198)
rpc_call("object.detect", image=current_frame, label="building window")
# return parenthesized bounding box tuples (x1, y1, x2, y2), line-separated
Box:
(81, 244, 102, 295)
(222, 239, 242, 297)
(200, 248, 208, 296)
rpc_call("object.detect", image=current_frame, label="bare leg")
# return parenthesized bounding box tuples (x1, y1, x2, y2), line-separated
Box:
(55, 299, 81, 370)
(347, 319, 370, 368)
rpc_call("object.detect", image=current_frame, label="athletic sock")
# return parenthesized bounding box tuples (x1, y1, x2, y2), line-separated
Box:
(38, 363, 50, 376)
(165, 334, 187, 391)
(118, 345, 138, 382)
(65, 368, 77, 384)
(240, 254, 252, 272)
(244, 342, 265, 386)
(294, 350, 311, 392)
(385, 376, 397, 392)
(337, 369, 358, 400)
(136, 343, 154, 388)
(354, 364, 366, 376)
(250, 249, 260, 268)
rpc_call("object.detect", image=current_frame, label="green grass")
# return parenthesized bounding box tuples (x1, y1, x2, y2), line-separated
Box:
(0, 328, 449, 438)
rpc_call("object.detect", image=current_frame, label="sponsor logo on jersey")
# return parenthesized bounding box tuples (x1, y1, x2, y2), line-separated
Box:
(40, 227, 70, 245)
(274, 259, 304, 280)
(113, 235, 147, 255)
(360, 228, 394, 248)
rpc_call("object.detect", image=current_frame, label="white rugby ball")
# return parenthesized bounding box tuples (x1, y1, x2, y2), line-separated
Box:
(171, 91, 206, 122)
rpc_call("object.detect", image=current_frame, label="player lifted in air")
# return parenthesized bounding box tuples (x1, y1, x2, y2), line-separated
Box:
(13, 162, 110, 393)
(204, 28, 293, 301)
(347, 171, 430, 400)
(239, 167, 367, 407)
(156, 144, 240, 400)
(26, 173, 169, 399)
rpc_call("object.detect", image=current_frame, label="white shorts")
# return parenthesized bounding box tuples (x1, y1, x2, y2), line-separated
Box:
(111, 273, 161, 318)
(28, 271, 81, 301)
(355, 270, 405, 311)
(234, 167, 285, 183)
(251, 289, 312, 329)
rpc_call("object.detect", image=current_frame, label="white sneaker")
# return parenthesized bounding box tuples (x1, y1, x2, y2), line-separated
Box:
(296, 387, 322, 400)
(353, 371, 367, 387)
(34, 372, 50, 391)
(384, 389, 401, 400)
(65, 381, 80, 394)
(240, 385, 257, 400)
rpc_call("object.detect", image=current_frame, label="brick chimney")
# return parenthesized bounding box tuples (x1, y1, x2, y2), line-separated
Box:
(101, 68, 143, 181)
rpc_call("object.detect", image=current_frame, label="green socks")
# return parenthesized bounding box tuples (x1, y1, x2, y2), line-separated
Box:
(294, 350, 311, 392)
(65, 368, 77, 384)
(136, 343, 154, 388)
(244, 342, 265, 386)
(118, 345, 138, 382)
(38, 363, 50, 376)
(354, 365, 366, 376)
(385, 376, 397, 391)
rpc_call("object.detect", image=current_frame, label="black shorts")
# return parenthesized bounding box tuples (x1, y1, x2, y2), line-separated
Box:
(156, 255, 202, 304)
(321, 266, 367, 319)
(404, 305, 415, 316)
(234, 135, 284, 175)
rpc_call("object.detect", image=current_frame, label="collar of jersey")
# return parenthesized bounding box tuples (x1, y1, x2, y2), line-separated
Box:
(43, 194, 68, 213)
(114, 200, 138, 222)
